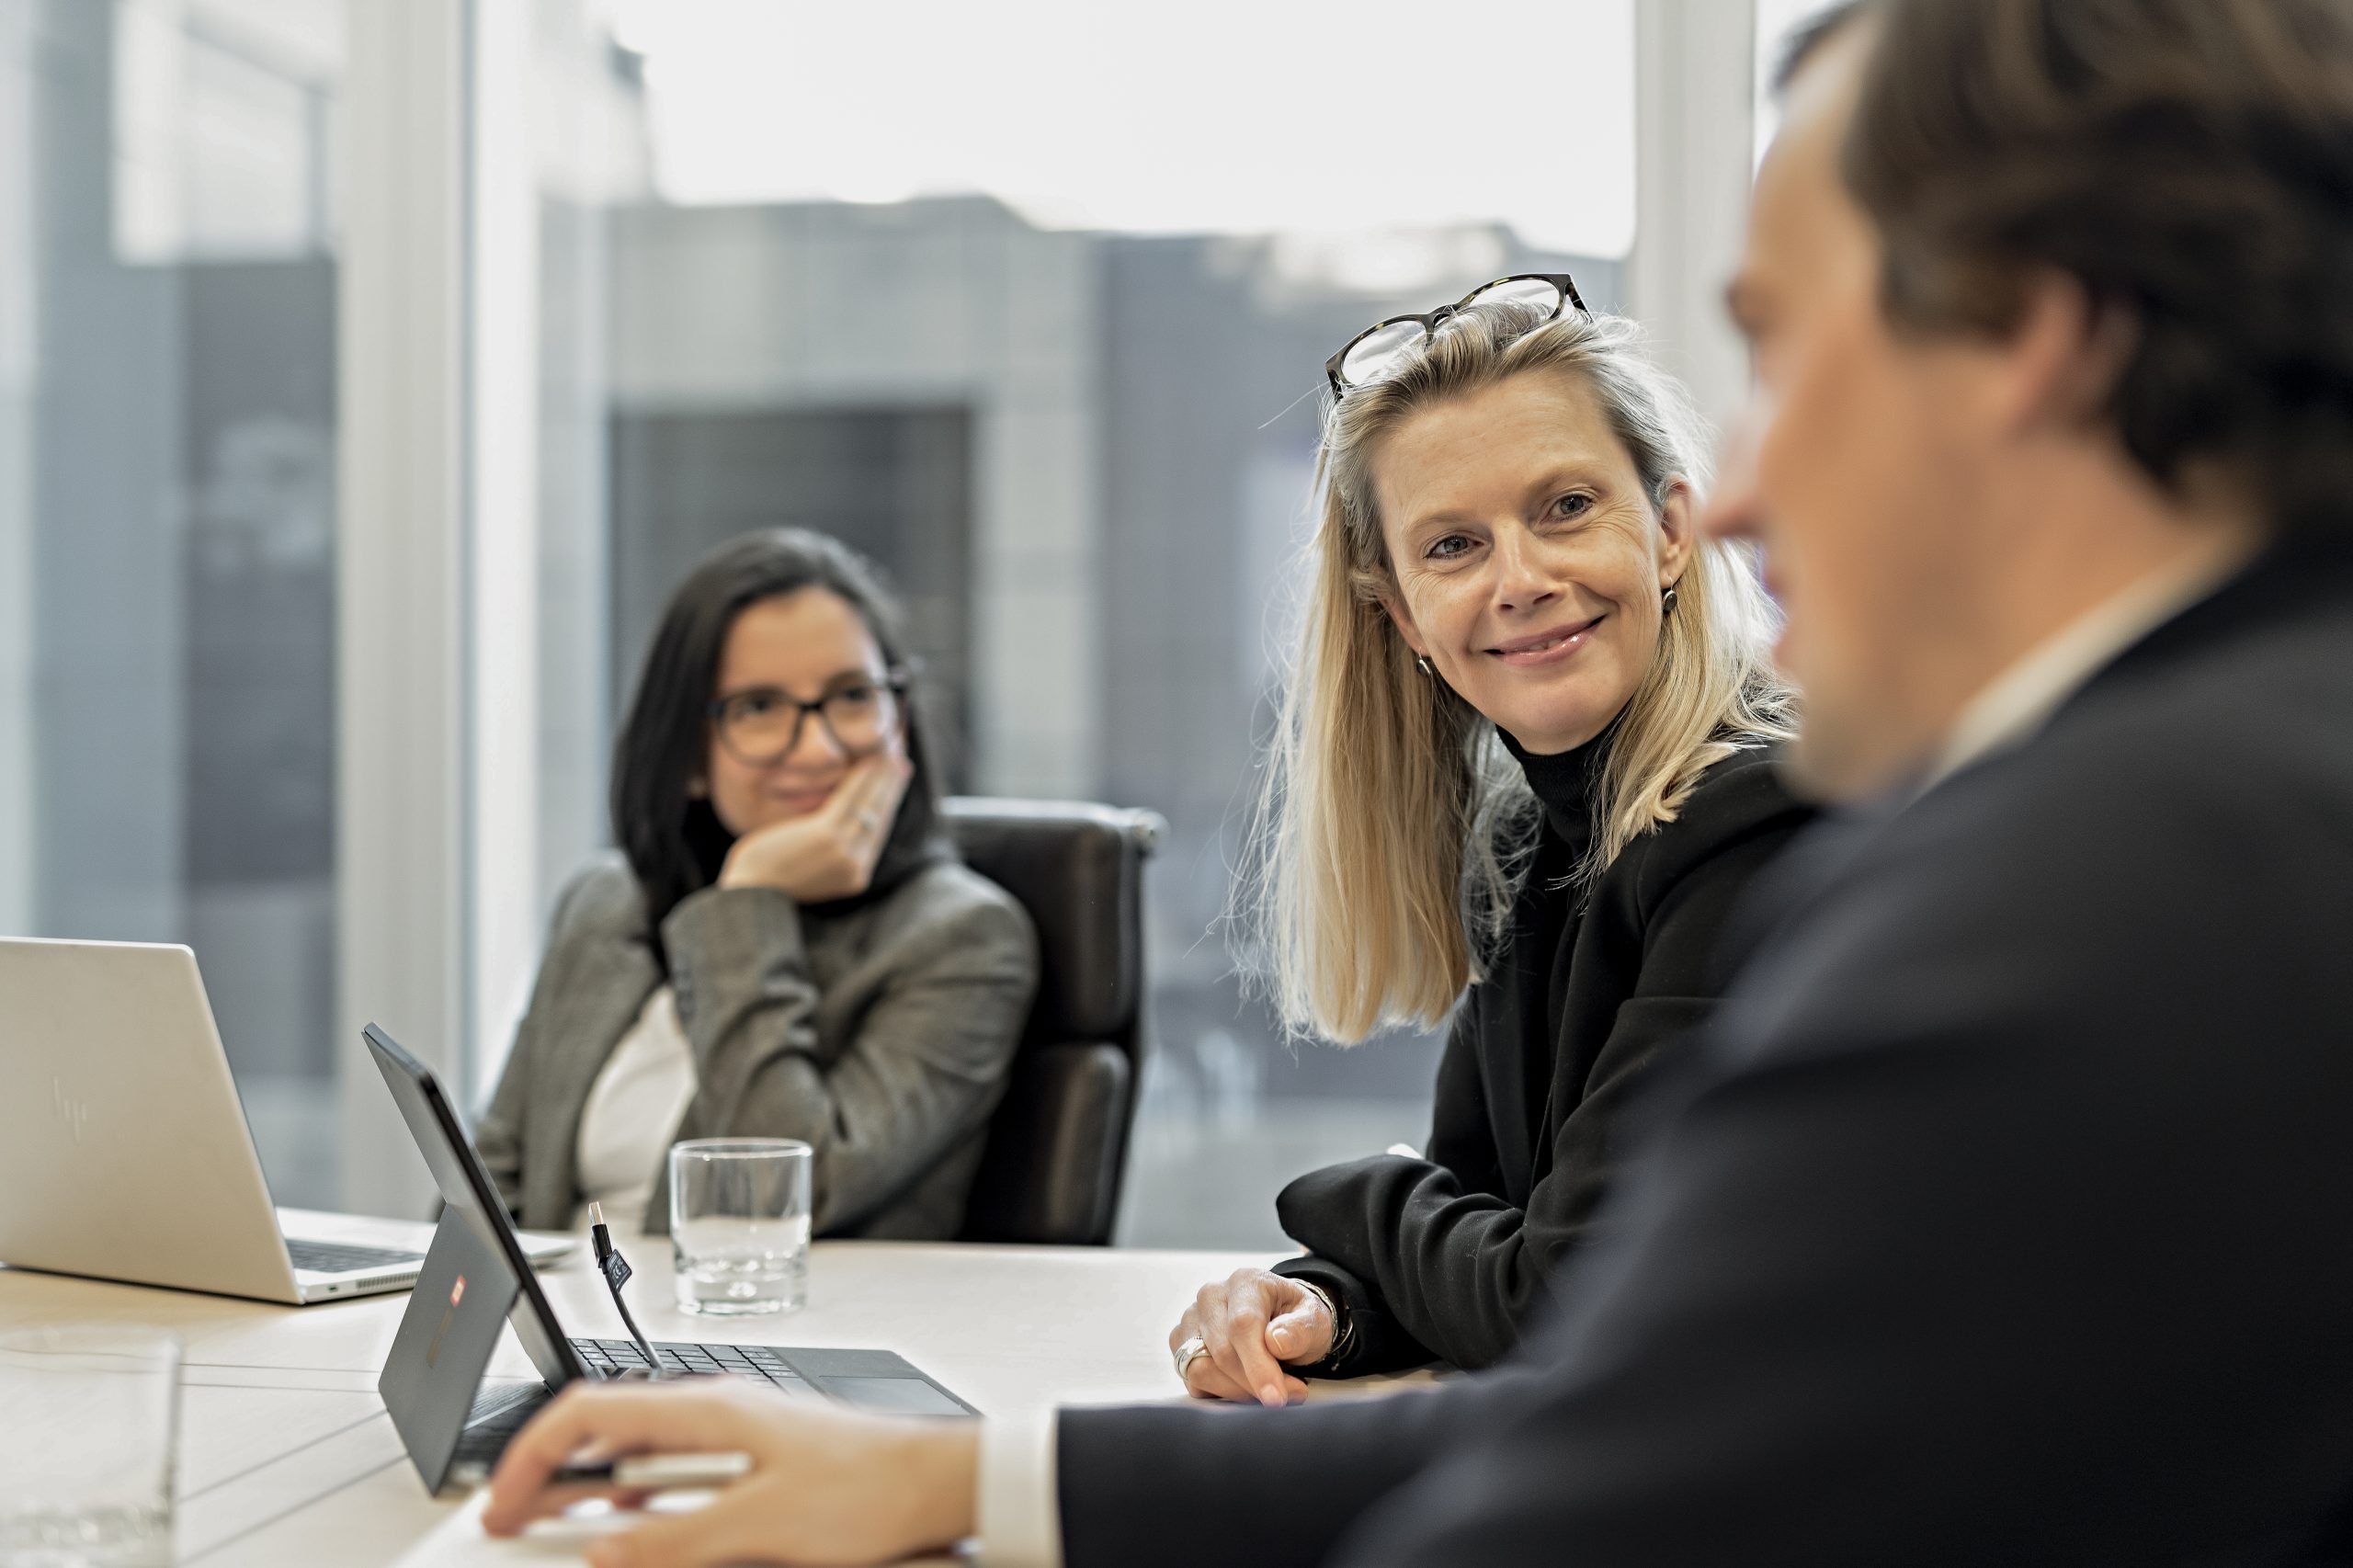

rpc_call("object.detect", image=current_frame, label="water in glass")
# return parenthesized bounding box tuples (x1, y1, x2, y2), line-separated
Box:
(674, 1210, 812, 1314)
(670, 1138, 813, 1314)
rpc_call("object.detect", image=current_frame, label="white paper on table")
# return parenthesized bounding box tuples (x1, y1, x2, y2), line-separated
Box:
(389, 1487, 966, 1565)
(388, 1491, 636, 1564)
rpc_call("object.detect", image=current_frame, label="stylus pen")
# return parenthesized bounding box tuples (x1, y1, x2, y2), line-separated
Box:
(551, 1451, 754, 1489)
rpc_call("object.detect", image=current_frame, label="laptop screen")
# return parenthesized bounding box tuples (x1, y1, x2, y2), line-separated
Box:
(363, 1023, 587, 1392)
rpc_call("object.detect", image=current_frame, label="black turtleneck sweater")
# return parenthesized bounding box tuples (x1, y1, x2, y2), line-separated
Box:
(1272, 736, 1813, 1375)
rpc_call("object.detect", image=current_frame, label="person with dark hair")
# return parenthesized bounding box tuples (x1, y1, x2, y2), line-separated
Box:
(476, 528, 1037, 1238)
(483, 3, 2353, 1563)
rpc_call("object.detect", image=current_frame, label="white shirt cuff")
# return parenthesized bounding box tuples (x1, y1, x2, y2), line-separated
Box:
(973, 1412, 1063, 1568)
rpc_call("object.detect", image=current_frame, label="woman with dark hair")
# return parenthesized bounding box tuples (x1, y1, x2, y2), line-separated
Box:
(477, 528, 1038, 1238)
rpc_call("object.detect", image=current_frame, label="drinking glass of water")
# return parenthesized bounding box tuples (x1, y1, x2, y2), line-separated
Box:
(0, 1325, 180, 1568)
(670, 1137, 812, 1314)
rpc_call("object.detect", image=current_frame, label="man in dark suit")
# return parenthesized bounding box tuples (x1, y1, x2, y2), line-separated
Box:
(484, 2, 2353, 1563)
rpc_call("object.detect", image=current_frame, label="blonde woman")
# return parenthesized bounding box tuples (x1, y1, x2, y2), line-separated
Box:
(1169, 281, 1813, 1404)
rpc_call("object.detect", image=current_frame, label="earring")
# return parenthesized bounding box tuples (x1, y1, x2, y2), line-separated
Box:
(1661, 585, 1679, 615)
(1415, 656, 1434, 676)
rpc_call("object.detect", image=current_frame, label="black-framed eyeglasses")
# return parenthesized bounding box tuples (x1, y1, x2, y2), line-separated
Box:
(1324, 273, 1588, 395)
(708, 670, 908, 766)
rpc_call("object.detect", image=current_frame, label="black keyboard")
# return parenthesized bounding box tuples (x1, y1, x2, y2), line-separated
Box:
(448, 1339, 971, 1478)
(286, 1238, 424, 1274)
(568, 1337, 828, 1395)
(449, 1381, 549, 1473)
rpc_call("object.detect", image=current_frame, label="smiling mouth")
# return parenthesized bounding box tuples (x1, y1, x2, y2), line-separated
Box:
(771, 784, 838, 812)
(1487, 616, 1605, 661)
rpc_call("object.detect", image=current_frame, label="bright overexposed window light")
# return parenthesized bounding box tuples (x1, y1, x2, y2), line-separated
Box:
(1753, 0, 1844, 166)
(607, 0, 1637, 257)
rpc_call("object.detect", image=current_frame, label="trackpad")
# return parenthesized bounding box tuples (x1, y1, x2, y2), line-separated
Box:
(818, 1376, 972, 1416)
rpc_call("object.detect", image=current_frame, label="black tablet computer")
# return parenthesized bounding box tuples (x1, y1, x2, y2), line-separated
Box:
(363, 1022, 976, 1494)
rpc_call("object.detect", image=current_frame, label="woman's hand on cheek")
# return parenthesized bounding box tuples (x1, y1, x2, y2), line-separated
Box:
(718, 756, 914, 903)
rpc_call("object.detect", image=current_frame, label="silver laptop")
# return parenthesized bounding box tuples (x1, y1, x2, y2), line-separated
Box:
(0, 937, 572, 1304)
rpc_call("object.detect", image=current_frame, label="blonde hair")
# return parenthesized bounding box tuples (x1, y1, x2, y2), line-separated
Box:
(1249, 302, 1794, 1043)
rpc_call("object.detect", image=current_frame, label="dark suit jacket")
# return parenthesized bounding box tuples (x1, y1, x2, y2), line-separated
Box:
(1273, 747, 1813, 1374)
(1060, 530, 2353, 1567)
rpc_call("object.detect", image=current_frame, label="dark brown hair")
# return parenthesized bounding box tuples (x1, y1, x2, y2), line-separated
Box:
(610, 528, 950, 954)
(1785, 0, 2353, 536)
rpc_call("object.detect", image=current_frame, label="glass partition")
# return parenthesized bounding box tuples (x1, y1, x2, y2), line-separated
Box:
(1, 0, 344, 1204)
(5, 0, 1786, 1242)
(503, 0, 1638, 1246)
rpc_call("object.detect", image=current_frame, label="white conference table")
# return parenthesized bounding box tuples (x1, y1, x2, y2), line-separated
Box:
(0, 1233, 1285, 1565)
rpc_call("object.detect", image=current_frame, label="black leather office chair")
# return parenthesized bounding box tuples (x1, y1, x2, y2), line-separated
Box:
(945, 797, 1164, 1246)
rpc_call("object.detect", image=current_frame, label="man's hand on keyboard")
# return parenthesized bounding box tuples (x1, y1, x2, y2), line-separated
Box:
(481, 1376, 980, 1567)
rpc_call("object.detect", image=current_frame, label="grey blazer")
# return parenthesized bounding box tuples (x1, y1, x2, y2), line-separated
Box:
(475, 855, 1039, 1239)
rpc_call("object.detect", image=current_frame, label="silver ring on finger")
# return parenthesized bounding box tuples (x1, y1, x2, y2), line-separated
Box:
(1173, 1335, 1210, 1382)
(857, 809, 883, 832)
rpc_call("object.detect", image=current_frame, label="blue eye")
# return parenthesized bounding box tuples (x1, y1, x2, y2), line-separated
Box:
(1426, 534, 1473, 561)
(1551, 493, 1595, 521)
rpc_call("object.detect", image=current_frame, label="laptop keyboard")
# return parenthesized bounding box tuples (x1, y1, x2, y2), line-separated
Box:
(569, 1337, 825, 1395)
(445, 1340, 972, 1482)
(285, 1238, 424, 1275)
(446, 1340, 829, 1477)
(448, 1381, 551, 1474)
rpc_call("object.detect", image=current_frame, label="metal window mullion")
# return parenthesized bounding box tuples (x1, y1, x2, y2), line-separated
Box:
(336, 0, 471, 1218)
(1630, 0, 1758, 435)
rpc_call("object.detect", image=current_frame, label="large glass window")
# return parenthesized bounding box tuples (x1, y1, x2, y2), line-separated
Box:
(506, 0, 1638, 1247)
(1, 0, 342, 1204)
(4, 0, 1786, 1234)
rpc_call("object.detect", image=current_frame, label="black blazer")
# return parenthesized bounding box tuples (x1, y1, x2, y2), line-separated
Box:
(1059, 528, 2353, 1568)
(1273, 745, 1813, 1374)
